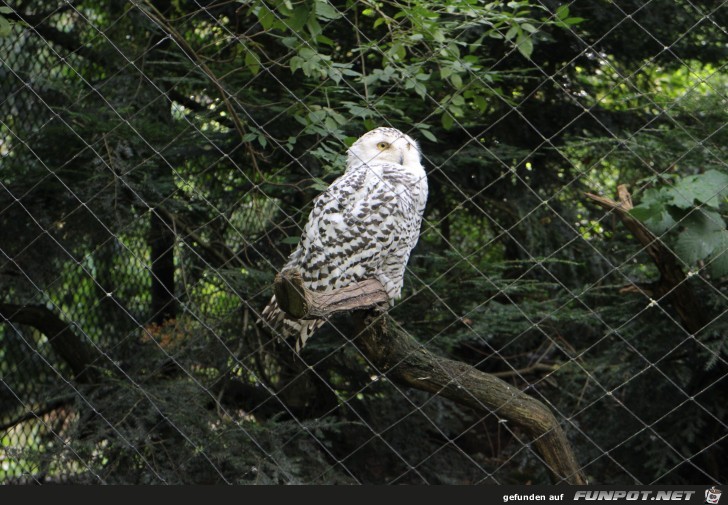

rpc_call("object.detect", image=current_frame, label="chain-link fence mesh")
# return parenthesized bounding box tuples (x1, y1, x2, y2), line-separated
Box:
(1, 0, 726, 485)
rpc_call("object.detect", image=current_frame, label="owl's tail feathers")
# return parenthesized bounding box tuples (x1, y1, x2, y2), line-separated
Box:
(261, 295, 325, 353)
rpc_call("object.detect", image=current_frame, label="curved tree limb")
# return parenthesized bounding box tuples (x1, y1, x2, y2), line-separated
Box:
(585, 185, 705, 334)
(273, 271, 587, 484)
(0, 303, 102, 383)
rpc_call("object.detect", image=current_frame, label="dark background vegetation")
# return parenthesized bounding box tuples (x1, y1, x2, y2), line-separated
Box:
(0, 0, 726, 484)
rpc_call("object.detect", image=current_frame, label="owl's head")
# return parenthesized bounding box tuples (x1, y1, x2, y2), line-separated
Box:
(347, 127, 421, 168)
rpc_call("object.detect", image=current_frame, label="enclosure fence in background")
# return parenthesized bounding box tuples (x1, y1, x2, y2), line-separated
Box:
(0, 0, 726, 485)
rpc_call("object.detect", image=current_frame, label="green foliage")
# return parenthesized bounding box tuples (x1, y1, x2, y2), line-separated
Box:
(0, 7, 14, 38)
(631, 169, 728, 277)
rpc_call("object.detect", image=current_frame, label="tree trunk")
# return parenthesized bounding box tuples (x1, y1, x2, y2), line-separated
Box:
(149, 210, 177, 324)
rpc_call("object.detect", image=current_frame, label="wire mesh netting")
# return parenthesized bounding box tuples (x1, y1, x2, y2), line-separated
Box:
(0, 0, 726, 485)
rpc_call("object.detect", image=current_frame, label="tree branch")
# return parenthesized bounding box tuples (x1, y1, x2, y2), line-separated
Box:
(10, 7, 212, 120)
(156, 207, 245, 269)
(0, 304, 103, 382)
(585, 185, 705, 334)
(273, 271, 587, 484)
(0, 396, 75, 432)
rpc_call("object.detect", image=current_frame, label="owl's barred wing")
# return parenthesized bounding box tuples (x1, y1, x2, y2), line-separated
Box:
(291, 167, 376, 290)
(261, 140, 426, 353)
(262, 166, 384, 351)
(293, 163, 421, 296)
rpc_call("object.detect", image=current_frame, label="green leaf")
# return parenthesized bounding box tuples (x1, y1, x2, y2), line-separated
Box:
(389, 42, 406, 61)
(315, 1, 341, 20)
(345, 104, 375, 118)
(450, 74, 463, 89)
(0, 6, 13, 38)
(441, 111, 454, 130)
(708, 233, 728, 278)
(665, 186, 694, 209)
(280, 236, 301, 245)
(668, 170, 728, 209)
(555, 5, 570, 20)
(516, 33, 533, 59)
(281, 37, 298, 49)
(630, 202, 676, 235)
(327, 68, 342, 83)
(418, 128, 437, 143)
(288, 6, 310, 31)
(674, 211, 727, 267)
(324, 116, 337, 131)
(431, 28, 446, 43)
(310, 177, 329, 192)
(0, 15, 11, 37)
(697, 209, 727, 233)
(307, 16, 322, 38)
(289, 55, 303, 73)
(413, 81, 427, 99)
(257, 5, 276, 30)
(447, 104, 463, 117)
(298, 47, 317, 59)
(473, 94, 488, 112)
(244, 50, 260, 76)
(675, 227, 714, 265)
(415, 123, 437, 142)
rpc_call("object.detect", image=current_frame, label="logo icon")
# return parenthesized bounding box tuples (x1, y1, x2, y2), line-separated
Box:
(706, 487, 722, 505)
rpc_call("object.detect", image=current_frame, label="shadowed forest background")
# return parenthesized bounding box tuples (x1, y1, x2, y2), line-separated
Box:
(0, 0, 726, 484)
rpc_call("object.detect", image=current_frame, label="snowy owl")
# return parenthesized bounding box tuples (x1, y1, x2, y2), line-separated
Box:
(262, 127, 428, 352)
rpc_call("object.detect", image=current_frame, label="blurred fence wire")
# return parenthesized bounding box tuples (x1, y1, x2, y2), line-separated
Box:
(0, 0, 726, 485)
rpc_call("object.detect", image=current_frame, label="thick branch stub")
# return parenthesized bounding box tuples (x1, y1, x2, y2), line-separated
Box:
(273, 270, 389, 319)
(274, 271, 310, 319)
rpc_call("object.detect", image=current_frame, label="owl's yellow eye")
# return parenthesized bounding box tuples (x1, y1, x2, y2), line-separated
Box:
(376, 141, 390, 150)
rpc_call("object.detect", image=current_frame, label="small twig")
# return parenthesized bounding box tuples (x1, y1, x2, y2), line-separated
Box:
(354, 8, 369, 101)
(136, 0, 263, 176)
(491, 363, 558, 378)
(156, 207, 242, 268)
